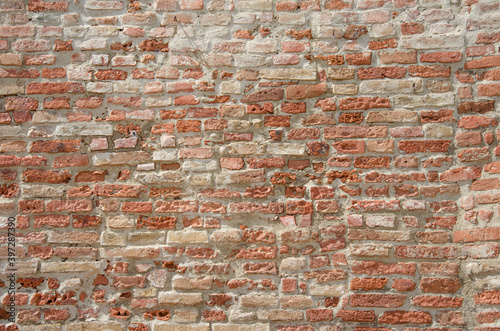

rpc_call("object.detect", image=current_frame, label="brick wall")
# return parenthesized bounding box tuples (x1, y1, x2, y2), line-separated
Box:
(1, 0, 500, 329)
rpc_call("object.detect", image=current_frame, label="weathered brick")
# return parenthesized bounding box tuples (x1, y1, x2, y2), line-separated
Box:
(241, 89, 284, 103)
(325, 126, 387, 139)
(0, 4, 493, 330)
(440, 166, 482, 182)
(286, 83, 327, 100)
(339, 97, 391, 110)
(350, 294, 406, 308)
(27, 82, 84, 94)
(378, 311, 432, 324)
(399, 140, 451, 153)
(395, 245, 458, 259)
(358, 67, 407, 79)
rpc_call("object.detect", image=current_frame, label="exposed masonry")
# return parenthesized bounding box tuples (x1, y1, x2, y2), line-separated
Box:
(0, 0, 499, 330)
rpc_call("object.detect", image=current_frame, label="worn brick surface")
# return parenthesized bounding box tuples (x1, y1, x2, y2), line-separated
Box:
(0, 0, 499, 330)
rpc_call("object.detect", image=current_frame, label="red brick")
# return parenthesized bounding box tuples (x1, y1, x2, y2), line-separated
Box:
(202, 310, 225, 322)
(113, 276, 145, 288)
(247, 103, 273, 114)
(409, 65, 451, 77)
(43, 97, 70, 109)
(241, 89, 284, 103)
(485, 162, 500, 174)
(287, 128, 320, 140)
(401, 22, 424, 35)
(22, 169, 71, 183)
(345, 52, 372, 65)
(456, 132, 482, 147)
(369, 38, 397, 50)
(412, 295, 463, 308)
(189, 107, 218, 118)
(313, 99, 335, 112)
(108, 97, 142, 107)
(286, 83, 327, 100)
(53, 155, 89, 168)
(420, 278, 461, 293)
(395, 245, 458, 259)
(350, 278, 388, 291)
(378, 311, 432, 324)
(176, 120, 201, 132)
(478, 83, 500, 97)
(19, 200, 44, 214)
(220, 157, 244, 170)
(232, 247, 277, 260)
(343, 25, 368, 39)
(0, 183, 19, 198)
(0, 155, 21, 167)
(420, 51, 462, 63)
(459, 116, 496, 129)
(0, 25, 35, 38)
(247, 157, 286, 169)
(314, 54, 344, 65)
(354, 156, 389, 169)
(399, 140, 450, 153)
(458, 147, 490, 162)
(304, 269, 346, 282)
(28, 0, 69, 11)
(265, 116, 291, 127)
(137, 216, 176, 229)
(95, 69, 127, 80)
(440, 166, 482, 182)
(336, 310, 376, 322)
(420, 109, 454, 123)
(33, 215, 70, 228)
(477, 311, 500, 324)
(453, 227, 500, 243)
(286, 201, 313, 214)
(0, 68, 39, 79)
(27, 82, 84, 94)
(467, 54, 500, 70)
(243, 229, 276, 244)
(224, 133, 253, 141)
(315, 200, 340, 213)
(53, 39, 72, 51)
(338, 112, 363, 124)
(155, 200, 199, 213)
(16, 309, 41, 323)
(242, 262, 277, 275)
(306, 309, 333, 322)
(358, 67, 407, 79)
(392, 279, 416, 292)
(1, 110, 19, 124)
(27, 246, 53, 259)
(350, 294, 406, 307)
(475, 291, 500, 305)
(139, 39, 169, 52)
(339, 97, 391, 110)
(200, 202, 226, 214)
(25, 54, 56, 65)
(179, 147, 214, 159)
(46, 200, 92, 213)
(41, 68, 66, 79)
(75, 171, 107, 182)
(476, 31, 500, 44)
(332, 140, 365, 154)
(282, 101, 306, 113)
(482, 68, 500, 81)
(286, 29, 313, 40)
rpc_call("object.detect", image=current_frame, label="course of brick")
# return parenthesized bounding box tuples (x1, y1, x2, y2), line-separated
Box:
(0, 0, 499, 330)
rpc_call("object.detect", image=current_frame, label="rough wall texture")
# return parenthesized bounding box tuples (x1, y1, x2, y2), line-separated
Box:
(0, 0, 500, 329)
